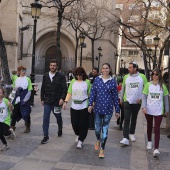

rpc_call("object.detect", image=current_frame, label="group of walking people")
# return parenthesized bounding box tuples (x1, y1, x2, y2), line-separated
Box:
(0, 66, 32, 151)
(0, 59, 169, 159)
(119, 62, 169, 157)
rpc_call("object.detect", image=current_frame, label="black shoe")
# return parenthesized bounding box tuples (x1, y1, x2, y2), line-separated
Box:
(167, 135, 170, 138)
(41, 136, 49, 144)
(58, 129, 62, 137)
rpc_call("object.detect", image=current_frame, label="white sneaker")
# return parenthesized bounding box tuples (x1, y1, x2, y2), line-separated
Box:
(77, 140, 83, 149)
(120, 138, 129, 145)
(0, 144, 9, 151)
(75, 136, 79, 143)
(147, 141, 152, 150)
(9, 128, 16, 140)
(129, 134, 136, 142)
(153, 149, 160, 157)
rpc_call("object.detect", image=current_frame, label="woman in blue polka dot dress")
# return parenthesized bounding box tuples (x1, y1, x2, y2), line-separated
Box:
(88, 63, 120, 158)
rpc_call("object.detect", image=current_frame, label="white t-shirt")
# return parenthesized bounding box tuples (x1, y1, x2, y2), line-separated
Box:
(15, 76, 28, 90)
(68, 79, 91, 110)
(0, 100, 8, 123)
(49, 72, 55, 82)
(143, 82, 169, 116)
(123, 74, 147, 104)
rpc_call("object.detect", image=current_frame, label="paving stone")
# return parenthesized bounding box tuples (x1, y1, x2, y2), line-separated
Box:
(9, 158, 55, 170)
(54, 162, 74, 170)
(0, 161, 15, 170)
(0, 154, 23, 163)
(1, 92, 170, 170)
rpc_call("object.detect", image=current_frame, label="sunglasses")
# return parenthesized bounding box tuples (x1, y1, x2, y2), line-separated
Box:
(75, 73, 84, 76)
(152, 73, 159, 76)
(21, 69, 26, 73)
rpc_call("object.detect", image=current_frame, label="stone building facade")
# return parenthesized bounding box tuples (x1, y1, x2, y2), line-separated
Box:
(0, 0, 119, 79)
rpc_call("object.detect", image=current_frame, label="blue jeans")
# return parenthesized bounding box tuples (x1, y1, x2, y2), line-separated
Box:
(95, 113, 113, 150)
(43, 104, 62, 137)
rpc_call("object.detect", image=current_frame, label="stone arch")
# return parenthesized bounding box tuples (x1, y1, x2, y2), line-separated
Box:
(34, 30, 75, 74)
(27, 26, 76, 55)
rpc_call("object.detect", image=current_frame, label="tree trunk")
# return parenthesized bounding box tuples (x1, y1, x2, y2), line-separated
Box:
(0, 30, 12, 97)
(158, 48, 164, 69)
(56, 10, 63, 70)
(142, 47, 149, 80)
(75, 30, 79, 68)
(91, 39, 95, 68)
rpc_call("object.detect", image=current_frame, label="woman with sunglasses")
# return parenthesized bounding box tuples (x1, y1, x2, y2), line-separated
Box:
(63, 67, 91, 149)
(142, 68, 169, 157)
(88, 63, 120, 158)
(11, 66, 32, 134)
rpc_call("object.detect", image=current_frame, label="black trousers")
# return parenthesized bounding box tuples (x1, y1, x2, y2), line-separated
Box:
(119, 104, 124, 128)
(0, 122, 11, 145)
(123, 102, 141, 139)
(11, 104, 31, 127)
(70, 108, 89, 142)
(89, 112, 95, 129)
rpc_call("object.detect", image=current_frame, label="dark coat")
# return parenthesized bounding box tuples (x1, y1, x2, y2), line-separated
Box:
(41, 72, 67, 106)
(13, 88, 31, 122)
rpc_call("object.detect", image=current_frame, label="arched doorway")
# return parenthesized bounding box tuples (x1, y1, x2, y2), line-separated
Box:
(45, 46, 62, 72)
(34, 31, 76, 75)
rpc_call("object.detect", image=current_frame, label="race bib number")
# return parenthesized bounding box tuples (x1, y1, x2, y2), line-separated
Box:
(149, 93, 161, 100)
(0, 107, 6, 114)
(129, 82, 139, 89)
(54, 107, 61, 114)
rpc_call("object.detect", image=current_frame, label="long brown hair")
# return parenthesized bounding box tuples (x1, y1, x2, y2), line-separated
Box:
(151, 68, 164, 90)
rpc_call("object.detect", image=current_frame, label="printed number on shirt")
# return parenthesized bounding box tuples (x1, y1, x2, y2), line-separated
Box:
(0, 107, 6, 114)
(149, 93, 161, 100)
(129, 82, 139, 89)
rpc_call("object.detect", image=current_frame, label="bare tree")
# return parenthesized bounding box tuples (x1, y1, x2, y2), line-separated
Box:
(107, 0, 170, 80)
(37, 0, 79, 69)
(77, 1, 110, 68)
(64, 0, 113, 68)
(64, 1, 87, 67)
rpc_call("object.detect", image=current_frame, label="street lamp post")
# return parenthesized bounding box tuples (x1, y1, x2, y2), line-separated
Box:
(79, 33, 85, 66)
(30, 0, 42, 105)
(114, 52, 118, 74)
(120, 59, 123, 76)
(153, 35, 160, 69)
(97, 47, 102, 70)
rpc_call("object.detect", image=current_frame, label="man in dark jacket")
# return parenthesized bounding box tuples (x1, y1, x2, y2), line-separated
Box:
(41, 59, 67, 144)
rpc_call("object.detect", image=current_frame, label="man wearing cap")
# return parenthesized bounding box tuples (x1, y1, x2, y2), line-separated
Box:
(120, 62, 148, 145)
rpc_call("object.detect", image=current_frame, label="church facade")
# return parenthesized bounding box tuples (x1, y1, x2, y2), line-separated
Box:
(0, 0, 119, 78)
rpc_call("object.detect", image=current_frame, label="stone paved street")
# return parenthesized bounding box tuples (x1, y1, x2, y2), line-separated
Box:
(0, 89, 170, 170)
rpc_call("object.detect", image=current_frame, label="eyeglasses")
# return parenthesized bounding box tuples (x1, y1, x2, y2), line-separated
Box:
(21, 69, 26, 73)
(75, 73, 84, 76)
(152, 73, 159, 76)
